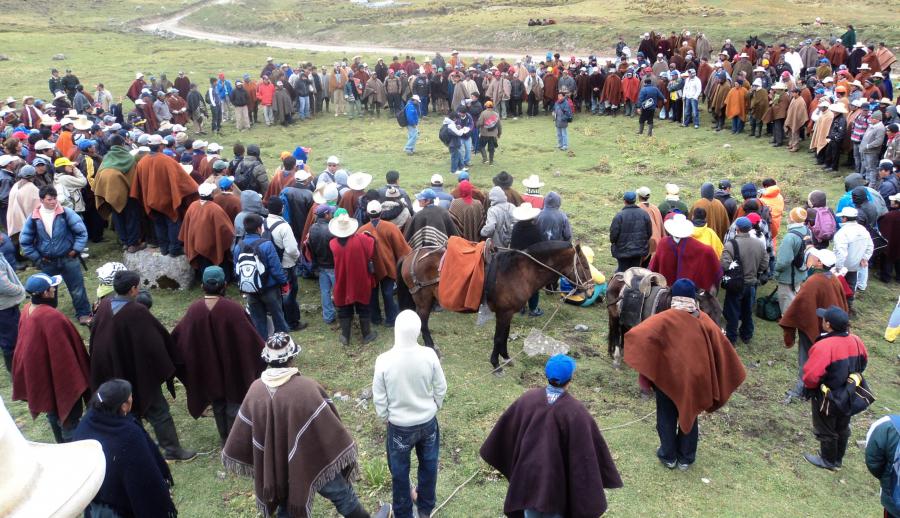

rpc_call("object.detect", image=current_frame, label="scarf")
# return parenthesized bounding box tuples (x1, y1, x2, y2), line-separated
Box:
(670, 296, 698, 313)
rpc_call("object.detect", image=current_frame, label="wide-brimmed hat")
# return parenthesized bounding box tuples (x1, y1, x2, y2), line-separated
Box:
(512, 202, 541, 221)
(260, 332, 301, 363)
(53, 91, 66, 100)
(72, 116, 92, 131)
(522, 174, 544, 189)
(347, 172, 372, 191)
(828, 103, 848, 114)
(808, 247, 836, 267)
(664, 213, 695, 238)
(313, 183, 338, 204)
(328, 211, 359, 238)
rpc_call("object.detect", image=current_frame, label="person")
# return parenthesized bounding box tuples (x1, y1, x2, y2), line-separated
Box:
(690, 182, 730, 240)
(536, 191, 572, 242)
(427, 173, 453, 209)
(480, 186, 515, 247)
(480, 354, 623, 517)
(690, 208, 724, 258)
(225, 333, 390, 518)
(879, 193, 900, 283)
(172, 266, 264, 444)
(475, 100, 501, 164)
(637, 76, 665, 136)
(359, 201, 410, 328)
(179, 182, 235, 274)
(404, 188, 458, 249)
(864, 414, 900, 518)
(19, 185, 92, 324)
(231, 80, 251, 131)
(493, 171, 524, 206)
(89, 270, 197, 460)
(72, 379, 178, 518)
(801, 305, 868, 471)
(234, 189, 268, 241)
(263, 196, 305, 330)
(372, 310, 447, 518)
(721, 217, 770, 344)
(636, 186, 664, 263)
(774, 207, 811, 313)
(682, 69, 702, 128)
(448, 180, 484, 241)
(520, 174, 544, 208)
(650, 213, 723, 291)
(658, 183, 689, 218)
(780, 247, 849, 403)
(609, 191, 652, 272)
(625, 278, 746, 470)
(0, 251, 24, 373)
(833, 206, 873, 310)
(12, 273, 90, 443)
(233, 213, 289, 338)
(861, 110, 885, 187)
(94, 135, 144, 253)
(404, 95, 420, 155)
(511, 202, 545, 316)
(233, 144, 269, 195)
(330, 210, 377, 345)
(552, 92, 573, 151)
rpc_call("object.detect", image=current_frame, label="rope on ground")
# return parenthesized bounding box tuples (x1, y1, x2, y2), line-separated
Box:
(430, 468, 482, 516)
(599, 410, 657, 432)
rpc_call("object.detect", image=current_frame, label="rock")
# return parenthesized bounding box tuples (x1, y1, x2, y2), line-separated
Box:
(358, 387, 372, 400)
(701, 478, 711, 484)
(723, 143, 732, 149)
(0, 55, 8, 61)
(574, 324, 589, 332)
(52, 54, 66, 61)
(216, 471, 227, 480)
(123, 249, 194, 290)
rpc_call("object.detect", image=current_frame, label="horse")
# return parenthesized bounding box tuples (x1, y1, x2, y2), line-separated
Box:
(397, 240, 594, 370)
(605, 270, 723, 368)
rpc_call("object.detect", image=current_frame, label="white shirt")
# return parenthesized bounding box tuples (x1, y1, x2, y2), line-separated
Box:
(683, 76, 703, 99)
(833, 220, 874, 272)
(265, 214, 300, 269)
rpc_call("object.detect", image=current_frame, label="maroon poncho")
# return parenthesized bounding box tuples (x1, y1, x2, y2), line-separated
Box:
(171, 297, 265, 419)
(480, 388, 623, 517)
(12, 303, 90, 422)
(649, 236, 723, 291)
(879, 209, 900, 261)
(600, 74, 623, 105)
(330, 233, 375, 306)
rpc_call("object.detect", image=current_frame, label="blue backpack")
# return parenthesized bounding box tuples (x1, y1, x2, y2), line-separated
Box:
(890, 415, 900, 509)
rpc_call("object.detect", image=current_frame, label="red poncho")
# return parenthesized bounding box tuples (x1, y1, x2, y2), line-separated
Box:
(130, 152, 200, 221)
(622, 76, 640, 102)
(649, 236, 723, 291)
(12, 303, 90, 422)
(600, 74, 623, 104)
(330, 233, 375, 306)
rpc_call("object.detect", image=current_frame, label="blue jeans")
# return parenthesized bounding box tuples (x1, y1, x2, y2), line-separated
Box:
(471, 127, 480, 153)
(276, 474, 361, 517)
(656, 389, 697, 465)
(556, 126, 568, 149)
(462, 137, 472, 165)
(418, 95, 429, 116)
(370, 278, 399, 326)
(297, 96, 310, 120)
(683, 98, 699, 126)
(387, 417, 439, 518)
(246, 286, 289, 338)
(41, 256, 91, 317)
(405, 125, 419, 152)
(150, 210, 183, 255)
(723, 284, 756, 343)
(731, 117, 745, 133)
(450, 146, 465, 173)
(1, 306, 19, 372)
(318, 268, 336, 323)
(111, 198, 142, 246)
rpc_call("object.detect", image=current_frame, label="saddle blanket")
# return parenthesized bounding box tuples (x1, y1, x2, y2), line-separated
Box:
(438, 236, 487, 312)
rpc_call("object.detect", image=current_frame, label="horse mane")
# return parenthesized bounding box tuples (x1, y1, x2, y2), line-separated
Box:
(486, 240, 573, 296)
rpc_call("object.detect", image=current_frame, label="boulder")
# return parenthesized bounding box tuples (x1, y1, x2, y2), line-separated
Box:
(51, 54, 66, 61)
(122, 249, 194, 289)
(0, 55, 8, 61)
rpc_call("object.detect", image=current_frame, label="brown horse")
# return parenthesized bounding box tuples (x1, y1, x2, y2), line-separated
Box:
(606, 272, 723, 368)
(397, 241, 593, 369)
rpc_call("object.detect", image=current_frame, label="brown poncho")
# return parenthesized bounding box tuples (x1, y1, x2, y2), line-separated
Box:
(809, 110, 835, 152)
(748, 88, 769, 120)
(710, 80, 732, 112)
(779, 272, 848, 345)
(358, 219, 410, 281)
(94, 146, 136, 217)
(213, 191, 242, 222)
(171, 297, 264, 419)
(625, 308, 746, 432)
(223, 372, 359, 518)
(600, 74, 623, 105)
(784, 95, 809, 132)
(480, 388, 623, 518)
(129, 152, 199, 221)
(689, 198, 730, 240)
(178, 199, 235, 268)
(449, 198, 485, 242)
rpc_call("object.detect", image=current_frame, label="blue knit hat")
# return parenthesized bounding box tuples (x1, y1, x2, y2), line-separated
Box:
(741, 183, 757, 198)
(671, 278, 696, 298)
(735, 216, 752, 231)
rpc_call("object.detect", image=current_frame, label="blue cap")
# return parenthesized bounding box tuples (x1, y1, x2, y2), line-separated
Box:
(218, 176, 234, 189)
(162, 148, 176, 158)
(76, 139, 96, 151)
(202, 266, 226, 285)
(25, 273, 62, 294)
(816, 305, 849, 332)
(545, 354, 576, 385)
(415, 188, 437, 201)
(292, 145, 308, 163)
(457, 171, 470, 181)
(735, 216, 752, 231)
(741, 182, 757, 198)
(623, 191, 636, 203)
(671, 278, 696, 298)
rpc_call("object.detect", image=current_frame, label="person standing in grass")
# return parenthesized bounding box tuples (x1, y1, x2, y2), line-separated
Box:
(552, 92, 573, 151)
(609, 191, 652, 272)
(721, 217, 770, 345)
(404, 95, 420, 155)
(864, 414, 900, 518)
(480, 354, 623, 518)
(637, 76, 665, 136)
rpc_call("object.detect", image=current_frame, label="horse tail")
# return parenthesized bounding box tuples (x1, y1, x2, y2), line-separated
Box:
(396, 256, 415, 311)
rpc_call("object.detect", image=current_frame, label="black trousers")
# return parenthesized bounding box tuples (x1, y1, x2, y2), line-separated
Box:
(773, 119, 785, 146)
(337, 302, 370, 319)
(616, 256, 642, 272)
(527, 92, 539, 116)
(212, 400, 240, 444)
(825, 140, 842, 170)
(810, 398, 851, 464)
(510, 98, 522, 116)
(639, 108, 655, 128)
(656, 389, 698, 465)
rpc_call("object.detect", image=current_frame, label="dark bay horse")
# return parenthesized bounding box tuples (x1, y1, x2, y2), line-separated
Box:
(397, 241, 593, 369)
(606, 271, 723, 368)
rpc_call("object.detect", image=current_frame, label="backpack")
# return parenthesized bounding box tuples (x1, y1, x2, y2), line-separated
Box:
(262, 220, 286, 261)
(396, 108, 408, 127)
(234, 160, 261, 192)
(809, 206, 837, 242)
(788, 229, 808, 288)
(352, 195, 367, 225)
(721, 238, 745, 294)
(890, 415, 900, 510)
(438, 124, 453, 147)
(235, 239, 269, 293)
(482, 113, 499, 130)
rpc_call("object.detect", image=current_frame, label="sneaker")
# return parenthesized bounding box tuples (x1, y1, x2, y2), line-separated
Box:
(677, 462, 692, 471)
(660, 457, 676, 469)
(528, 308, 544, 317)
(164, 447, 198, 461)
(78, 315, 93, 326)
(373, 503, 392, 518)
(802, 453, 837, 471)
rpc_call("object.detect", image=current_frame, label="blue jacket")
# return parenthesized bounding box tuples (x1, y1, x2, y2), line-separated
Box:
(232, 233, 288, 288)
(215, 79, 233, 100)
(638, 85, 665, 107)
(20, 206, 87, 261)
(405, 100, 420, 126)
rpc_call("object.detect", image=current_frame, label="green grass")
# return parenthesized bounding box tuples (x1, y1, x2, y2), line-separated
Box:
(2, 16, 900, 518)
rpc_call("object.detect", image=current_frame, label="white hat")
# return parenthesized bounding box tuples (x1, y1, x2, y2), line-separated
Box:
(347, 172, 372, 191)
(313, 183, 339, 204)
(170, 124, 186, 133)
(663, 213, 695, 238)
(136, 72, 144, 79)
(73, 116, 93, 131)
(58, 117, 74, 126)
(889, 193, 900, 203)
(207, 143, 223, 153)
(157, 121, 173, 132)
(147, 134, 164, 146)
(665, 183, 680, 196)
(739, 53, 749, 58)
(366, 200, 383, 215)
(522, 174, 544, 189)
(858, 63, 870, 71)
(326, 155, 340, 165)
(828, 103, 848, 114)
(836, 206, 858, 218)
(412, 94, 421, 102)
(822, 76, 834, 83)
(807, 247, 836, 267)
(636, 186, 651, 198)
(0, 155, 19, 167)
(752, 78, 763, 88)
(753, 66, 766, 73)
(295, 169, 312, 182)
(193, 140, 208, 149)
(4, 96, 15, 104)
(328, 211, 359, 238)
(53, 91, 67, 100)
(266, 56, 274, 61)
(0, 395, 106, 517)
(873, 72, 884, 79)
(771, 82, 787, 90)
(430, 173, 444, 185)
(512, 202, 541, 221)
(851, 98, 864, 108)
(850, 80, 863, 89)
(34, 140, 55, 151)
(879, 97, 891, 104)
(198, 182, 216, 197)
(260, 332, 301, 363)
(134, 99, 146, 105)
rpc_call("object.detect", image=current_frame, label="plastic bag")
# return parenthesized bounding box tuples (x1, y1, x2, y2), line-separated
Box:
(885, 296, 900, 342)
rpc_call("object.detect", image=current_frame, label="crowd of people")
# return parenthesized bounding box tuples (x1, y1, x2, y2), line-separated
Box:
(0, 25, 899, 518)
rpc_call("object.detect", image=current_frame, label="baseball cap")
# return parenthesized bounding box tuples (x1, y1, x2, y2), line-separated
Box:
(808, 247, 836, 267)
(218, 176, 234, 189)
(545, 354, 576, 385)
(430, 174, 444, 185)
(25, 273, 62, 294)
(366, 200, 382, 215)
(836, 207, 858, 218)
(816, 305, 849, 332)
(202, 266, 226, 285)
(415, 188, 437, 201)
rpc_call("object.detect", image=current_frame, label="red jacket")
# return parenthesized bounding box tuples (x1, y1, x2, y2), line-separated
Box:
(256, 82, 275, 106)
(330, 233, 375, 306)
(802, 332, 867, 390)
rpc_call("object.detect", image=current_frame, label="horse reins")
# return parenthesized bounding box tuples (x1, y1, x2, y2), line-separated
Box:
(494, 245, 593, 292)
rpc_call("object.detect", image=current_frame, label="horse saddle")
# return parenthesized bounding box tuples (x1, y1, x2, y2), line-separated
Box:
(615, 267, 668, 329)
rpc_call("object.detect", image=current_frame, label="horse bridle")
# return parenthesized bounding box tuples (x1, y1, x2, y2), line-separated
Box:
(497, 245, 594, 292)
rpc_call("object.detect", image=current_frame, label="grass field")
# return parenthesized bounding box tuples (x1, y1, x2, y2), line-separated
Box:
(2, 4, 900, 517)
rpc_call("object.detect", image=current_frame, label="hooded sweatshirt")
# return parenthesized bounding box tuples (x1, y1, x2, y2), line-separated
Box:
(536, 192, 572, 241)
(481, 186, 515, 247)
(233, 190, 268, 239)
(836, 173, 868, 214)
(372, 310, 447, 427)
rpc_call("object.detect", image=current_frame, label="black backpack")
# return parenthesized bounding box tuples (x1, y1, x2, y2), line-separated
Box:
(788, 229, 808, 289)
(721, 238, 745, 294)
(234, 161, 261, 192)
(262, 220, 287, 261)
(396, 108, 408, 127)
(438, 124, 453, 147)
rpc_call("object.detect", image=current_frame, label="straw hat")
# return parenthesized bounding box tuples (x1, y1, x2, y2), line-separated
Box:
(664, 213, 695, 238)
(347, 172, 372, 191)
(53, 91, 66, 100)
(72, 116, 92, 131)
(522, 174, 545, 189)
(313, 183, 339, 204)
(0, 395, 106, 517)
(828, 103, 848, 114)
(328, 211, 359, 238)
(512, 202, 541, 221)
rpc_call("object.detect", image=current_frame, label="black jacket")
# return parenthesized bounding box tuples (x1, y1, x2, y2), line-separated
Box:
(714, 189, 738, 221)
(828, 114, 847, 142)
(609, 204, 652, 259)
(510, 220, 545, 250)
(308, 219, 335, 269)
(230, 88, 249, 107)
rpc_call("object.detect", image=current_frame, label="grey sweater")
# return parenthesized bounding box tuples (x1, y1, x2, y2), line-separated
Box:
(0, 254, 25, 310)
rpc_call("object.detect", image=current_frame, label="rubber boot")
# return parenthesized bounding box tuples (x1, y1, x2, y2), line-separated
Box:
(803, 441, 837, 471)
(638, 122, 644, 135)
(345, 504, 371, 518)
(647, 123, 653, 137)
(338, 317, 353, 346)
(155, 417, 197, 461)
(360, 317, 378, 344)
(833, 435, 849, 469)
(480, 147, 488, 164)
